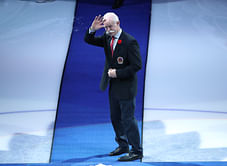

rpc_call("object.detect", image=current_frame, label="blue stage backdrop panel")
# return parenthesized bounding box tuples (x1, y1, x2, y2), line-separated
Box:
(51, 0, 151, 164)
(54, 0, 151, 128)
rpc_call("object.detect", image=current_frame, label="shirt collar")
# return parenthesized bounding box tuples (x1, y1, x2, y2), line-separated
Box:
(114, 28, 122, 39)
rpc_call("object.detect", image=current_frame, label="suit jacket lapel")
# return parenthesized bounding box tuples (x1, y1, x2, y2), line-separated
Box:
(113, 32, 124, 57)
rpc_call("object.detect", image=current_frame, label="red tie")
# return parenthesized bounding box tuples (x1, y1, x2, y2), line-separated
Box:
(110, 36, 115, 56)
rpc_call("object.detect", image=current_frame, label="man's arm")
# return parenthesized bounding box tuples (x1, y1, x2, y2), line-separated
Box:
(84, 15, 105, 47)
(84, 29, 105, 47)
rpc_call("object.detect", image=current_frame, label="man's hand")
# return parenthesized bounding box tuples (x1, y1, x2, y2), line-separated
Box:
(90, 15, 104, 31)
(108, 68, 117, 78)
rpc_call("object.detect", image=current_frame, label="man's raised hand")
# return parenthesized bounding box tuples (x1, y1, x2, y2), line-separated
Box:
(90, 15, 104, 31)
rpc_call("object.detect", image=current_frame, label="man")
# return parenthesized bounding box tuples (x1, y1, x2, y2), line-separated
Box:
(84, 12, 142, 161)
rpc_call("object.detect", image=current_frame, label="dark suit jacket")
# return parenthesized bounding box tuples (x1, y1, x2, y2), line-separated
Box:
(84, 29, 142, 99)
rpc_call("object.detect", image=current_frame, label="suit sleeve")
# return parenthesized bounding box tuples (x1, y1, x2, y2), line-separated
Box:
(84, 29, 105, 47)
(116, 39, 142, 79)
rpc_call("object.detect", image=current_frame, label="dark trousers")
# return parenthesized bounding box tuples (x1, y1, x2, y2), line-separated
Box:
(108, 93, 142, 154)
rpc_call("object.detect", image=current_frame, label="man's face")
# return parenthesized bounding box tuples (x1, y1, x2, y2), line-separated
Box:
(103, 19, 119, 36)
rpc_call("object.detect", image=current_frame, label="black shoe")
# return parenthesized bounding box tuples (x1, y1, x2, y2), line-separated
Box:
(109, 147, 129, 156)
(118, 152, 143, 161)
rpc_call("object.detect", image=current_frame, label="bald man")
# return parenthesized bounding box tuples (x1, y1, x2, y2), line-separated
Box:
(84, 12, 143, 161)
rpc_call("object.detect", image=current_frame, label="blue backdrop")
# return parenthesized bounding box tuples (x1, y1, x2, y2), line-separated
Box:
(54, 0, 151, 128)
(50, 0, 151, 165)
